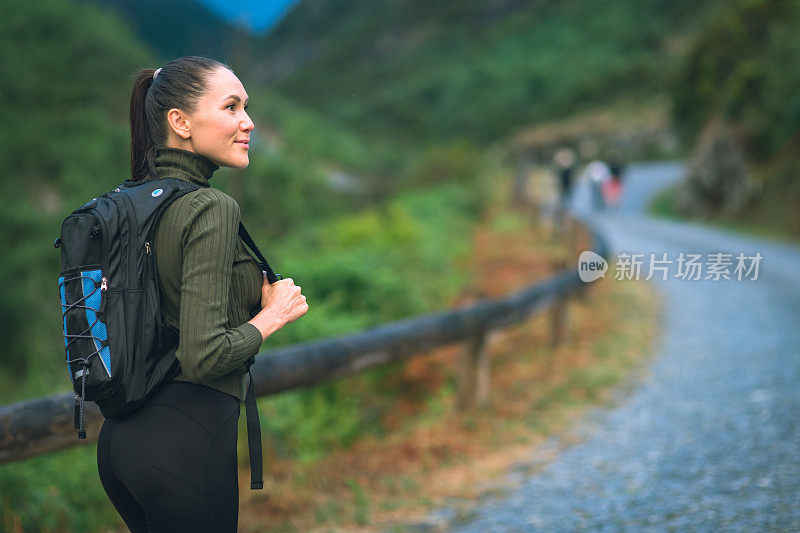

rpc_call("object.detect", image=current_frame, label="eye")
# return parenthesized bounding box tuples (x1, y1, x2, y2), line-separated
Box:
(227, 103, 236, 111)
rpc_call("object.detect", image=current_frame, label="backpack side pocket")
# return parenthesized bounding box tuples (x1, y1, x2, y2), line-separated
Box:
(58, 265, 111, 388)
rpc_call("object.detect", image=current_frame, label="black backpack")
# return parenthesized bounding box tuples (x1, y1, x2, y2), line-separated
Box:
(56, 176, 280, 490)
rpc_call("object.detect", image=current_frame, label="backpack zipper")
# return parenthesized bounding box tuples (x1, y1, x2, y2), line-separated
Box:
(90, 208, 110, 278)
(99, 276, 108, 314)
(119, 194, 139, 287)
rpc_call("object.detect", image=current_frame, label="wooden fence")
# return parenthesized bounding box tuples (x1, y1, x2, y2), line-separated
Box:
(0, 211, 607, 465)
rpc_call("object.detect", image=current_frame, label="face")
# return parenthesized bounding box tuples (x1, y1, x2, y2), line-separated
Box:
(172, 67, 254, 169)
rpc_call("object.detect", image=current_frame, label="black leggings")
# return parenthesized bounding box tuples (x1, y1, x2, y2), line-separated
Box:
(96, 381, 241, 532)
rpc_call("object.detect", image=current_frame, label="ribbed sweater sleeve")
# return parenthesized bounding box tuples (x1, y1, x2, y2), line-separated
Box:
(175, 188, 264, 383)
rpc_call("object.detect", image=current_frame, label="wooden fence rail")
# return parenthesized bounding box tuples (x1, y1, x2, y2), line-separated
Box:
(0, 214, 607, 465)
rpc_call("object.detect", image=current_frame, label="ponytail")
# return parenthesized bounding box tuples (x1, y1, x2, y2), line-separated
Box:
(129, 69, 158, 182)
(127, 56, 231, 182)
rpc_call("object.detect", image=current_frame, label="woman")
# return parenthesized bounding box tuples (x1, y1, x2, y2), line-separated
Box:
(96, 56, 308, 532)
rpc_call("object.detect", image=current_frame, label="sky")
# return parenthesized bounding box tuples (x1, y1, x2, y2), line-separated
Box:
(198, 0, 301, 33)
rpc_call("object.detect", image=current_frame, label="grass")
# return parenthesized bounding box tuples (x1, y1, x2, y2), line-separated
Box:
(233, 188, 662, 532)
(648, 182, 800, 246)
(648, 184, 681, 220)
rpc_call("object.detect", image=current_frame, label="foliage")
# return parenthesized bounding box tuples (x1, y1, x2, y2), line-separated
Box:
(669, 0, 800, 238)
(0, 5, 153, 526)
(4, 0, 758, 528)
(254, 0, 722, 144)
(671, 0, 800, 161)
(245, 183, 480, 348)
(247, 89, 380, 173)
(0, 1, 492, 528)
(254, 182, 481, 464)
(0, 447, 120, 532)
(77, 0, 257, 65)
(0, 0, 150, 380)
(676, 119, 755, 216)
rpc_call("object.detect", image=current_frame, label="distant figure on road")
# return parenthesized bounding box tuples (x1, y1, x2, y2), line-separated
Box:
(583, 159, 611, 211)
(604, 151, 626, 210)
(553, 147, 577, 208)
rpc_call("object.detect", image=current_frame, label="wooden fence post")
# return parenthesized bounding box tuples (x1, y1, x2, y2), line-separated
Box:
(572, 219, 590, 303)
(513, 152, 535, 211)
(552, 202, 565, 242)
(550, 258, 569, 347)
(457, 333, 489, 410)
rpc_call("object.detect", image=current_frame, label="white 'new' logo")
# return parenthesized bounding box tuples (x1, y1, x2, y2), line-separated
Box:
(578, 251, 608, 282)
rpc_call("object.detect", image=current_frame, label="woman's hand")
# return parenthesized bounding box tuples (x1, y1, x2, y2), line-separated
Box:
(260, 276, 308, 327)
(248, 275, 308, 342)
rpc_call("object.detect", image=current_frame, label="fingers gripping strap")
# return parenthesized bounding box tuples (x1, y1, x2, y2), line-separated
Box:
(245, 370, 264, 490)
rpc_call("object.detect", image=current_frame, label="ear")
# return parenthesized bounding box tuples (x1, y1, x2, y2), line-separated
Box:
(166, 108, 192, 140)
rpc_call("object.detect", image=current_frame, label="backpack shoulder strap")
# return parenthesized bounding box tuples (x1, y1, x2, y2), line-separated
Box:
(238, 222, 282, 284)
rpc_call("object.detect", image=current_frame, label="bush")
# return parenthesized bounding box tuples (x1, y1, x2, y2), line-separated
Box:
(676, 119, 756, 217)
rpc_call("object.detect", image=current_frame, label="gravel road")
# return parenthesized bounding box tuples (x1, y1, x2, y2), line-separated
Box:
(396, 162, 800, 532)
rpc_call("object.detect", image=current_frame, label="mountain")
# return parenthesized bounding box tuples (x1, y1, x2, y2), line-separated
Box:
(249, 0, 724, 144)
(76, 0, 257, 66)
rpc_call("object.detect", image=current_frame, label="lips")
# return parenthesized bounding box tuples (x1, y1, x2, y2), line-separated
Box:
(235, 139, 249, 148)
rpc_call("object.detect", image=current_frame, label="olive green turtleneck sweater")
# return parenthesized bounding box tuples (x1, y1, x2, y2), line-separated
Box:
(152, 147, 264, 401)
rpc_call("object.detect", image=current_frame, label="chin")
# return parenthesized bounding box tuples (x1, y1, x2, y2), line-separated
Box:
(223, 154, 250, 169)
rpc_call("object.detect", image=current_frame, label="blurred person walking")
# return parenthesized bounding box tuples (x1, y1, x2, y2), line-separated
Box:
(583, 159, 611, 211)
(553, 147, 578, 208)
(603, 150, 626, 210)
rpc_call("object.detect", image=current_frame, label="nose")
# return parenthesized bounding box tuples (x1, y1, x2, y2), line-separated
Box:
(241, 111, 255, 133)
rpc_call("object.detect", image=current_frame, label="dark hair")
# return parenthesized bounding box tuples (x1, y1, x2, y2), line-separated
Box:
(129, 56, 232, 182)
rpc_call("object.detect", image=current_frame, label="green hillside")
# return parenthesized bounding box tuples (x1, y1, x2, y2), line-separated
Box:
(666, 0, 800, 239)
(672, 0, 800, 160)
(77, 0, 257, 67)
(252, 0, 723, 144)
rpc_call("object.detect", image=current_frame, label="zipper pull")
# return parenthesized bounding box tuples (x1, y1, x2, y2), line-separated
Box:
(99, 276, 108, 315)
(145, 241, 151, 255)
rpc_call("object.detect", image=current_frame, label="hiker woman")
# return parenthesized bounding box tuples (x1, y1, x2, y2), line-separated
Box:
(96, 56, 308, 532)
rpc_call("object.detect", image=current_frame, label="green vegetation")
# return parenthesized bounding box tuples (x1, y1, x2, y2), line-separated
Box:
(0, 0, 150, 395)
(255, 0, 723, 144)
(79, 0, 258, 63)
(0, 446, 119, 532)
(671, 0, 800, 160)
(648, 185, 681, 220)
(665, 0, 800, 240)
(5, 0, 796, 529)
(0, 1, 491, 530)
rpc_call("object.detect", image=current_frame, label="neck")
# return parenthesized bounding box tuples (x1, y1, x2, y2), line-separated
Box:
(153, 146, 219, 187)
(166, 137, 196, 153)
